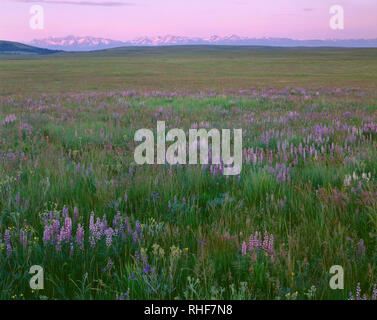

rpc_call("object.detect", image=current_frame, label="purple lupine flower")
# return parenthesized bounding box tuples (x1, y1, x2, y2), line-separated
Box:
(95, 218, 102, 240)
(241, 242, 247, 256)
(64, 217, 72, 241)
(356, 283, 362, 300)
(100, 215, 108, 234)
(76, 223, 84, 250)
(4, 229, 12, 257)
(89, 213, 95, 231)
(113, 211, 121, 231)
(43, 225, 52, 245)
(15, 193, 20, 205)
(268, 234, 274, 254)
(135, 221, 142, 234)
(250, 231, 261, 250)
(20, 229, 27, 248)
(123, 216, 130, 234)
(53, 220, 60, 239)
(105, 228, 114, 247)
(357, 239, 366, 256)
(263, 232, 269, 249)
(73, 207, 78, 222)
(132, 231, 138, 243)
(89, 213, 97, 248)
(62, 205, 69, 218)
(246, 231, 275, 255)
(124, 192, 128, 202)
(56, 228, 65, 251)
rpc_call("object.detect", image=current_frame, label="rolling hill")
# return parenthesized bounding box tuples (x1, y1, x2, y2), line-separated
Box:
(0, 40, 60, 55)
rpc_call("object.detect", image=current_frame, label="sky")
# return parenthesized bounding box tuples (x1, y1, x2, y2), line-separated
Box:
(1, 0, 377, 42)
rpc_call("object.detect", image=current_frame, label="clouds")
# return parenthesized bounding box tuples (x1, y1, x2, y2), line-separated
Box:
(9, 0, 134, 6)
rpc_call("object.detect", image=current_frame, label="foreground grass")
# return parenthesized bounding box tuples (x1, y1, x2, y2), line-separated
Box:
(0, 88, 376, 300)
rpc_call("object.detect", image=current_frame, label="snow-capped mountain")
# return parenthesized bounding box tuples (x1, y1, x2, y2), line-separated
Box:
(29, 35, 125, 51)
(29, 35, 377, 51)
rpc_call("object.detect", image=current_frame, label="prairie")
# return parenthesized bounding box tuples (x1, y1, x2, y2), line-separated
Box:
(0, 46, 376, 300)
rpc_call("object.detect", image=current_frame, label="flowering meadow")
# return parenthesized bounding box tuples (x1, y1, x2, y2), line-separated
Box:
(0, 86, 376, 300)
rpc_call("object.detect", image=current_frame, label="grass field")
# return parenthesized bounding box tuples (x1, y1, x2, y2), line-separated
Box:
(1, 46, 377, 95)
(0, 47, 376, 300)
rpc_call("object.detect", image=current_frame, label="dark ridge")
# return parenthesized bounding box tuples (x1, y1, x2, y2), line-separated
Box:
(0, 40, 61, 55)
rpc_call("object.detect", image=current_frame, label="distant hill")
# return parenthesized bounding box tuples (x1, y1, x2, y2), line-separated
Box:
(29, 35, 377, 51)
(0, 40, 60, 55)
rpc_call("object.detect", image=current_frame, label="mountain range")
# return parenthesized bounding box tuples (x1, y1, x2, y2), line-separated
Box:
(29, 35, 377, 51)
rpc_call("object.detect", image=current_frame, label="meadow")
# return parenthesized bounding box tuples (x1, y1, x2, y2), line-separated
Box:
(0, 47, 376, 300)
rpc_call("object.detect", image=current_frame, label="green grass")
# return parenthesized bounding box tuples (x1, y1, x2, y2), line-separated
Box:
(0, 47, 376, 300)
(1, 46, 377, 95)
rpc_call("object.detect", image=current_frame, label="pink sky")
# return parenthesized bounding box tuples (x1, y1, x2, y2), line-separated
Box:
(1, 0, 377, 42)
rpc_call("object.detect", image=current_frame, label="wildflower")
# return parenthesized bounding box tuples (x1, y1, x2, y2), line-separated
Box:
(357, 239, 366, 256)
(118, 290, 130, 300)
(361, 172, 371, 182)
(62, 206, 69, 218)
(76, 223, 84, 250)
(343, 174, 352, 187)
(4, 229, 12, 257)
(89, 213, 97, 248)
(53, 220, 60, 238)
(100, 215, 108, 234)
(43, 225, 52, 245)
(105, 228, 114, 247)
(20, 229, 27, 248)
(356, 283, 363, 300)
(111, 213, 120, 235)
(3, 114, 17, 124)
(246, 231, 275, 255)
(128, 272, 137, 280)
(73, 207, 79, 222)
(241, 242, 247, 256)
(56, 229, 64, 251)
(103, 258, 113, 272)
(64, 217, 72, 241)
(152, 243, 164, 257)
(170, 245, 182, 260)
(135, 221, 142, 234)
(143, 264, 153, 274)
(132, 231, 138, 243)
(15, 193, 20, 205)
(198, 240, 207, 246)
